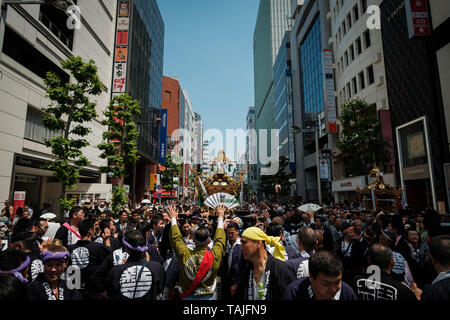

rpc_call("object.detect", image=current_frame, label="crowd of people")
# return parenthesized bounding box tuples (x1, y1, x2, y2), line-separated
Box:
(0, 197, 450, 301)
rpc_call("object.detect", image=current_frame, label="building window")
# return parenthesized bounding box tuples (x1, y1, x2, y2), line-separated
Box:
(340, 57, 344, 73)
(361, 0, 368, 13)
(356, 37, 362, 55)
(25, 107, 63, 143)
(359, 71, 366, 90)
(342, 21, 346, 35)
(349, 44, 355, 61)
(346, 83, 351, 99)
(344, 51, 349, 67)
(347, 13, 352, 29)
(367, 65, 375, 84)
(364, 29, 371, 49)
(353, 4, 359, 21)
(39, 1, 76, 49)
(352, 77, 357, 95)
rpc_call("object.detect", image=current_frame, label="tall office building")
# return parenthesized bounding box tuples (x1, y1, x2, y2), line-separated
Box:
(194, 112, 203, 172)
(253, 0, 292, 194)
(289, 0, 335, 202)
(380, 0, 450, 211)
(246, 107, 258, 193)
(329, 0, 395, 203)
(0, 0, 116, 211)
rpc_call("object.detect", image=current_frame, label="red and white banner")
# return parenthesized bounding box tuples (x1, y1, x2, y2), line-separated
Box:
(405, 0, 431, 38)
(184, 164, 189, 187)
(323, 49, 337, 133)
(12, 191, 26, 221)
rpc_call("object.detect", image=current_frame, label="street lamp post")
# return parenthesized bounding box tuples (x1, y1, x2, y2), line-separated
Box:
(0, 0, 74, 61)
(292, 118, 322, 205)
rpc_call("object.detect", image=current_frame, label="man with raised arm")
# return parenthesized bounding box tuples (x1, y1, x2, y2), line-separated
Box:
(168, 204, 226, 300)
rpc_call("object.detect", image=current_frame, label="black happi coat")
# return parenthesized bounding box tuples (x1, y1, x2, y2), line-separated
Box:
(68, 240, 112, 294)
(422, 272, 450, 300)
(106, 255, 165, 300)
(233, 254, 296, 300)
(26, 273, 83, 300)
(353, 271, 417, 301)
(26, 250, 44, 282)
(55, 223, 78, 248)
(282, 277, 358, 300)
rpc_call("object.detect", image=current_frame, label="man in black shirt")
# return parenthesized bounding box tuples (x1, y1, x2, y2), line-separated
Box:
(353, 243, 420, 300)
(422, 235, 450, 300)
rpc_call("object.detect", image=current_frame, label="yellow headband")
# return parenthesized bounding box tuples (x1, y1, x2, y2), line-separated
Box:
(242, 227, 286, 261)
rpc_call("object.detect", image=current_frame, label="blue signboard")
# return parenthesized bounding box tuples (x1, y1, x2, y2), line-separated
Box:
(159, 109, 168, 164)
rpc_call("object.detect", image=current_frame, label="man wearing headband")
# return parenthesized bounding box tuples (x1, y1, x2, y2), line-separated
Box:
(26, 243, 82, 300)
(105, 230, 165, 300)
(232, 226, 296, 300)
(67, 219, 112, 299)
(0, 248, 30, 284)
(168, 204, 227, 300)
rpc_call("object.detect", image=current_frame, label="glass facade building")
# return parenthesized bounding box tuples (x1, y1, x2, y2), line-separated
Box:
(129, 0, 165, 161)
(273, 32, 295, 170)
(300, 17, 324, 124)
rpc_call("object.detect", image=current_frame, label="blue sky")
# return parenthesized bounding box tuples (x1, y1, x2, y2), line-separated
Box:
(157, 0, 259, 137)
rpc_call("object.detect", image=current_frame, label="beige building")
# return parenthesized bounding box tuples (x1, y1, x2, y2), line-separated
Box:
(0, 1, 116, 212)
(329, 0, 395, 202)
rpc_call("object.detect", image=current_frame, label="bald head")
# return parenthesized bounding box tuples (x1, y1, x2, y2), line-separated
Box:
(297, 226, 318, 252)
(272, 216, 284, 225)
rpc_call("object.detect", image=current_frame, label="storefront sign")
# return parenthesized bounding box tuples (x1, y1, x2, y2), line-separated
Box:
(184, 164, 189, 187)
(405, 0, 431, 38)
(159, 109, 168, 165)
(12, 191, 26, 220)
(402, 163, 430, 180)
(112, 0, 131, 96)
(332, 176, 366, 192)
(322, 49, 337, 134)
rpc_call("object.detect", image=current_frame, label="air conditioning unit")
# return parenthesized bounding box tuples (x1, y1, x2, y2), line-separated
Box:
(375, 52, 382, 63)
(327, 12, 332, 20)
(377, 75, 384, 87)
(328, 37, 335, 45)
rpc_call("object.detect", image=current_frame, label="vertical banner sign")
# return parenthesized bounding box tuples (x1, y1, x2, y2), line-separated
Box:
(111, 1, 131, 97)
(322, 49, 337, 134)
(144, 165, 151, 192)
(405, 0, 431, 38)
(159, 109, 168, 165)
(319, 159, 330, 181)
(184, 164, 189, 188)
(12, 191, 26, 221)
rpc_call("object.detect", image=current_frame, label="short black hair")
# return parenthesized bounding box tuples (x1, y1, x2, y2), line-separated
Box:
(0, 248, 28, 272)
(125, 230, 146, 248)
(309, 251, 343, 279)
(194, 227, 210, 244)
(298, 226, 318, 252)
(266, 223, 283, 237)
(390, 215, 404, 235)
(226, 222, 240, 231)
(0, 274, 28, 300)
(33, 218, 47, 227)
(368, 243, 393, 270)
(69, 206, 83, 219)
(78, 219, 95, 238)
(150, 214, 163, 228)
(99, 219, 111, 232)
(429, 235, 450, 267)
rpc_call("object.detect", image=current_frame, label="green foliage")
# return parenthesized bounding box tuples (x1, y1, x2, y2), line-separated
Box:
(111, 185, 128, 214)
(98, 94, 141, 213)
(336, 98, 391, 176)
(160, 153, 182, 191)
(42, 56, 105, 213)
(258, 156, 293, 200)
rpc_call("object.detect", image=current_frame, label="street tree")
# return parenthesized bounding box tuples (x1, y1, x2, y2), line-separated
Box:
(337, 98, 391, 176)
(42, 56, 105, 214)
(98, 93, 141, 214)
(160, 153, 182, 191)
(258, 155, 292, 200)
